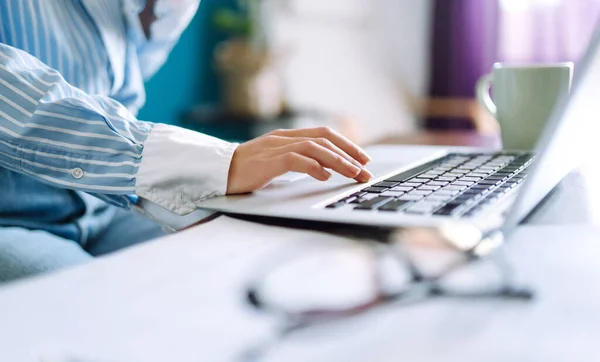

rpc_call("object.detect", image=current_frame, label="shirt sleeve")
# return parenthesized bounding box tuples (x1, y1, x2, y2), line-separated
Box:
(125, 0, 200, 80)
(0, 42, 237, 215)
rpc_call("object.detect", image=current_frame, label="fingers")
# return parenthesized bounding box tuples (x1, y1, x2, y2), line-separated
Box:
(268, 140, 369, 180)
(309, 137, 373, 182)
(269, 152, 332, 182)
(261, 134, 373, 182)
(227, 129, 373, 195)
(269, 127, 371, 165)
(263, 135, 361, 167)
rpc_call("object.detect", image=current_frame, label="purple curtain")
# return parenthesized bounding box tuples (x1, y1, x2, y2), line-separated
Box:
(426, 0, 600, 131)
(498, 0, 600, 65)
(426, 0, 500, 130)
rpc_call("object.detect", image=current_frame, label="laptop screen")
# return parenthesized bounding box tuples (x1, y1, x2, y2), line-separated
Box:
(504, 27, 600, 233)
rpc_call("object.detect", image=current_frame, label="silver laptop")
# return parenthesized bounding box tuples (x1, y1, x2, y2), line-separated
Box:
(196, 29, 600, 234)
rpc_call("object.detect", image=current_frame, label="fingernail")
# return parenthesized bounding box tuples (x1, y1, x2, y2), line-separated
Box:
(321, 169, 332, 180)
(359, 152, 372, 165)
(347, 163, 362, 176)
(357, 169, 373, 183)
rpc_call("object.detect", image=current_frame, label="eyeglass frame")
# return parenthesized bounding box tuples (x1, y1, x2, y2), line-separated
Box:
(234, 216, 536, 362)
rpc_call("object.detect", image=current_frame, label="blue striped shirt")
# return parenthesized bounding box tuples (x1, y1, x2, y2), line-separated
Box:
(0, 0, 201, 210)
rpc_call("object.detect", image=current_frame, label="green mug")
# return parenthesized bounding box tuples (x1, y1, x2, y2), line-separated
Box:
(476, 62, 574, 150)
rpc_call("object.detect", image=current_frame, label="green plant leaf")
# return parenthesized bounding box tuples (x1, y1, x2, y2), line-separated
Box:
(213, 9, 252, 36)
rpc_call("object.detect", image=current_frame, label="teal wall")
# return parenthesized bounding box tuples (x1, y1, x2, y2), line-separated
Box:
(137, 0, 235, 126)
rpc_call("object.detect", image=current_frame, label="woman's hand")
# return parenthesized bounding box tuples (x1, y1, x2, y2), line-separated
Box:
(226, 127, 373, 194)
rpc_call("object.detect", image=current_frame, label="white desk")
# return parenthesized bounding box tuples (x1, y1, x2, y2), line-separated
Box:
(1, 158, 600, 362)
(0, 214, 600, 362)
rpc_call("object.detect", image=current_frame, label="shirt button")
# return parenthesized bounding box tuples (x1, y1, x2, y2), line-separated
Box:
(71, 167, 85, 179)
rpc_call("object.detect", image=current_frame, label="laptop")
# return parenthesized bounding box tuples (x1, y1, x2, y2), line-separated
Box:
(194, 29, 600, 234)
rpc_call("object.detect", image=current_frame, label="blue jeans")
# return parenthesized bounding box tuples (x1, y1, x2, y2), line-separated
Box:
(0, 170, 167, 284)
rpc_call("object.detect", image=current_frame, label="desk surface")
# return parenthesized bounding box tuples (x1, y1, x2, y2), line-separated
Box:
(0, 217, 599, 362)
(1, 131, 599, 362)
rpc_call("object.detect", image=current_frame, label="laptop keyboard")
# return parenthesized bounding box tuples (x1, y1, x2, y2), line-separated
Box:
(325, 153, 535, 218)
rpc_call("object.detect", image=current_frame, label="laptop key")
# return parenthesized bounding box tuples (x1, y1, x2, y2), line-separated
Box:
(470, 184, 493, 190)
(426, 194, 454, 202)
(378, 199, 413, 212)
(374, 181, 399, 188)
(405, 202, 442, 215)
(453, 181, 475, 187)
(453, 196, 476, 206)
(435, 189, 460, 196)
(454, 168, 472, 173)
(351, 193, 377, 204)
(472, 188, 492, 196)
(478, 180, 501, 185)
(461, 189, 483, 196)
(419, 185, 441, 191)
(354, 196, 393, 210)
(399, 194, 425, 201)
(381, 157, 454, 183)
(391, 186, 414, 192)
(464, 193, 484, 202)
(428, 181, 449, 186)
(487, 178, 506, 185)
(410, 178, 431, 183)
(326, 201, 347, 209)
(344, 196, 358, 203)
(409, 190, 433, 196)
(486, 175, 508, 181)
(497, 184, 514, 191)
(364, 186, 388, 193)
(381, 191, 405, 197)
(468, 172, 489, 178)
(459, 177, 481, 182)
(400, 182, 422, 187)
(444, 185, 468, 191)
(434, 202, 464, 216)
(436, 176, 456, 182)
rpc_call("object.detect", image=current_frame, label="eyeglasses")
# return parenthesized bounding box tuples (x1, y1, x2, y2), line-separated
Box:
(239, 226, 535, 362)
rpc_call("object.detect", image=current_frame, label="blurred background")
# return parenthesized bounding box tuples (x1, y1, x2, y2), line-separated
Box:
(137, 0, 600, 145)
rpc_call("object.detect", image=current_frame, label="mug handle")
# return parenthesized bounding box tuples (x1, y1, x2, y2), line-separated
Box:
(476, 74, 497, 117)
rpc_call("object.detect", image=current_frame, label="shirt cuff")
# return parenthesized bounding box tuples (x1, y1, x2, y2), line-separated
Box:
(135, 123, 239, 215)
